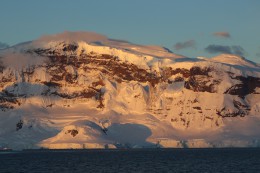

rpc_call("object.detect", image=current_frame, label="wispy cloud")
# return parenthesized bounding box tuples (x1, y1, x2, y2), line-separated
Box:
(37, 31, 108, 43)
(213, 32, 231, 38)
(232, 46, 246, 57)
(0, 42, 9, 49)
(1, 52, 48, 70)
(174, 40, 196, 50)
(205, 44, 246, 56)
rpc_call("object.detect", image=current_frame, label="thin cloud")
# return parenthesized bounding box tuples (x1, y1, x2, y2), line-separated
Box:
(174, 40, 196, 50)
(205, 45, 232, 54)
(213, 32, 231, 38)
(0, 42, 9, 49)
(1, 52, 48, 70)
(232, 46, 245, 57)
(205, 45, 246, 56)
(37, 31, 108, 43)
(256, 53, 260, 57)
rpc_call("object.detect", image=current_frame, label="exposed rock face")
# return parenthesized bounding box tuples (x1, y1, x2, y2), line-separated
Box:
(66, 129, 78, 137)
(16, 120, 23, 131)
(224, 76, 260, 98)
(1, 42, 260, 126)
(0, 37, 260, 149)
(184, 66, 220, 93)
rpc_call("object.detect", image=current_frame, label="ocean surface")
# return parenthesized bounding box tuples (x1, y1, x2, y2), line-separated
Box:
(0, 148, 260, 173)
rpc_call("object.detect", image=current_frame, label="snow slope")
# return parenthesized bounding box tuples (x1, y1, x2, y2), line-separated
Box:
(0, 31, 260, 150)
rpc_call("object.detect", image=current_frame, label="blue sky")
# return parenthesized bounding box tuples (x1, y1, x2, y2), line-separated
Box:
(0, 0, 259, 62)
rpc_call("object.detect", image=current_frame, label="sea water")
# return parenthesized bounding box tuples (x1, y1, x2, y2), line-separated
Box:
(0, 148, 260, 173)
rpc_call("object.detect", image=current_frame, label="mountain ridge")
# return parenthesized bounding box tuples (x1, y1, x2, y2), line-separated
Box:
(0, 32, 260, 150)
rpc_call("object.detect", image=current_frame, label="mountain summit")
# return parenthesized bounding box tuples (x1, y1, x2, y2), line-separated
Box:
(0, 32, 260, 149)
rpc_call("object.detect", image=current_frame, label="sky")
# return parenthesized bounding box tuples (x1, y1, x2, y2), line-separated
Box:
(0, 0, 260, 63)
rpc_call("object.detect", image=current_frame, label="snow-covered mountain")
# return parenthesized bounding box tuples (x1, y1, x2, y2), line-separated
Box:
(0, 31, 260, 150)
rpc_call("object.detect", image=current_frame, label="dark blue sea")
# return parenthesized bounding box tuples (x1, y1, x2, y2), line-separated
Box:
(0, 148, 260, 173)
